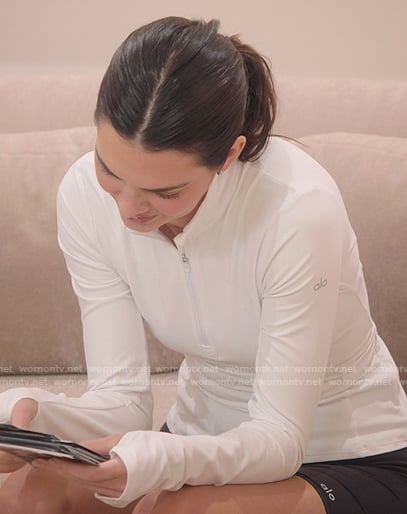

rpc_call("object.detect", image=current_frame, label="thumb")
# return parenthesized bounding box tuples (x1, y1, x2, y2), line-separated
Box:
(11, 398, 38, 429)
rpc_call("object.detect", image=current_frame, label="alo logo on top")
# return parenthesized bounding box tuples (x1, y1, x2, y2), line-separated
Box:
(313, 277, 328, 291)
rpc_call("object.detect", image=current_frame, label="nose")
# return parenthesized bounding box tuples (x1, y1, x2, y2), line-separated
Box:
(117, 188, 152, 217)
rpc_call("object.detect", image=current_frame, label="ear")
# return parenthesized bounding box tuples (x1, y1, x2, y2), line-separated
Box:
(219, 135, 247, 173)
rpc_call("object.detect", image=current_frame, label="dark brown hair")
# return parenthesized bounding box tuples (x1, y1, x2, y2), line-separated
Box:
(95, 17, 277, 169)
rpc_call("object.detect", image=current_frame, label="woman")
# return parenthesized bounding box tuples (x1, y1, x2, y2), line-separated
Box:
(1, 16, 406, 514)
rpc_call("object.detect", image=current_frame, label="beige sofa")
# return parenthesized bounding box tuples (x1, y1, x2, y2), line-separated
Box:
(0, 75, 406, 434)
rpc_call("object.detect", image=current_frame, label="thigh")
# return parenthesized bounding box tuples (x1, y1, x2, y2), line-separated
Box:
(0, 464, 139, 514)
(135, 477, 326, 514)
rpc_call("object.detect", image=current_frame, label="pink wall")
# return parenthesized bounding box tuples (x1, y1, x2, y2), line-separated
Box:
(1, 0, 406, 80)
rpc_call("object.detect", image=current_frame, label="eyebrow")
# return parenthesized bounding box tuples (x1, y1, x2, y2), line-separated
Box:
(94, 147, 191, 193)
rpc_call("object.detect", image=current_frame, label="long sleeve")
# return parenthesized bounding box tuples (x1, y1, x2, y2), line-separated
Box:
(0, 161, 153, 441)
(96, 188, 345, 507)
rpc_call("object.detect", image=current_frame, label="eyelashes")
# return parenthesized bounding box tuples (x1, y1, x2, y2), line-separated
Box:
(100, 164, 117, 178)
(99, 164, 181, 200)
(156, 191, 181, 200)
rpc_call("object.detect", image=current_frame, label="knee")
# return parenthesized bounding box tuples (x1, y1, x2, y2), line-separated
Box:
(141, 487, 197, 514)
(148, 489, 190, 514)
(27, 498, 71, 514)
(0, 491, 69, 514)
(148, 486, 234, 514)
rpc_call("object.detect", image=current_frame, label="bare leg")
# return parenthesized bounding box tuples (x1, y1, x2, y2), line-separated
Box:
(1, 467, 326, 514)
(134, 477, 326, 514)
(0, 464, 139, 514)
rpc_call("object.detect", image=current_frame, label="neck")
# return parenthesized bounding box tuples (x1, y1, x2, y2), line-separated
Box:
(159, 223, 183, 242)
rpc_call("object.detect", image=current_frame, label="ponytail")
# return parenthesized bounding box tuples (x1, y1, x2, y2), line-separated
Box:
(96, 17, 277, 169)
(230, 36, 277, 162)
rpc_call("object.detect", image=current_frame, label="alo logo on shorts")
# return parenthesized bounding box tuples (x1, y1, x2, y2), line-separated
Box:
(320, 482, 336, 501)
(314, 278, 328, 291)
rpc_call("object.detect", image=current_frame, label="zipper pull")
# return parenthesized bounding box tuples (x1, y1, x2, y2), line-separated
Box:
(181, 252, 191, 272)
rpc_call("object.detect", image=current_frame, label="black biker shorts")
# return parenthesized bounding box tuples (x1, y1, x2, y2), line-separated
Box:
(296, 446, 407, 514)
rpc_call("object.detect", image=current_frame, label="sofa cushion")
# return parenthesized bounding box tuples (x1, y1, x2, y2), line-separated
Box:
(0, 126, 182, 375)
(300, 133, 407, 389)
(0, 75, 102, 133)
(2, 75, 407, 139)
(275, 77, 407, 139)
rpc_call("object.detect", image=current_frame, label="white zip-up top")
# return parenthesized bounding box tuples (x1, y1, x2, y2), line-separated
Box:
(1, 138, 406, 507)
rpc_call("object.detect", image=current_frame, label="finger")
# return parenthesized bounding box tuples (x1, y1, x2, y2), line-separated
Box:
(33, 459, 126, 497)
(33, 455, 125, 482)
(11, 398, 38, 429)
(0, 450, 25, 464)
(32, 458, 99, 481)
(0, 450, 28, 473)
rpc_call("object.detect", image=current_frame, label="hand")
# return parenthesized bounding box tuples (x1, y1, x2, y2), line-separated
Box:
(32, 433, 127, 498)
(0, 398, 39, 473)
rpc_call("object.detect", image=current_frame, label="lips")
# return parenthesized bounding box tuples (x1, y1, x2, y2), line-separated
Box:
(128, 214, 157, 224)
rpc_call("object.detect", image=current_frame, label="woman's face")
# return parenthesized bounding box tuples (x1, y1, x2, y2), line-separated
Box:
(95, 121, 218, 234)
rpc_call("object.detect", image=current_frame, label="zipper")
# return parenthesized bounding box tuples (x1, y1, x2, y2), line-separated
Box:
(179, 249, 212, 353)
(181, 252, 191, 272)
